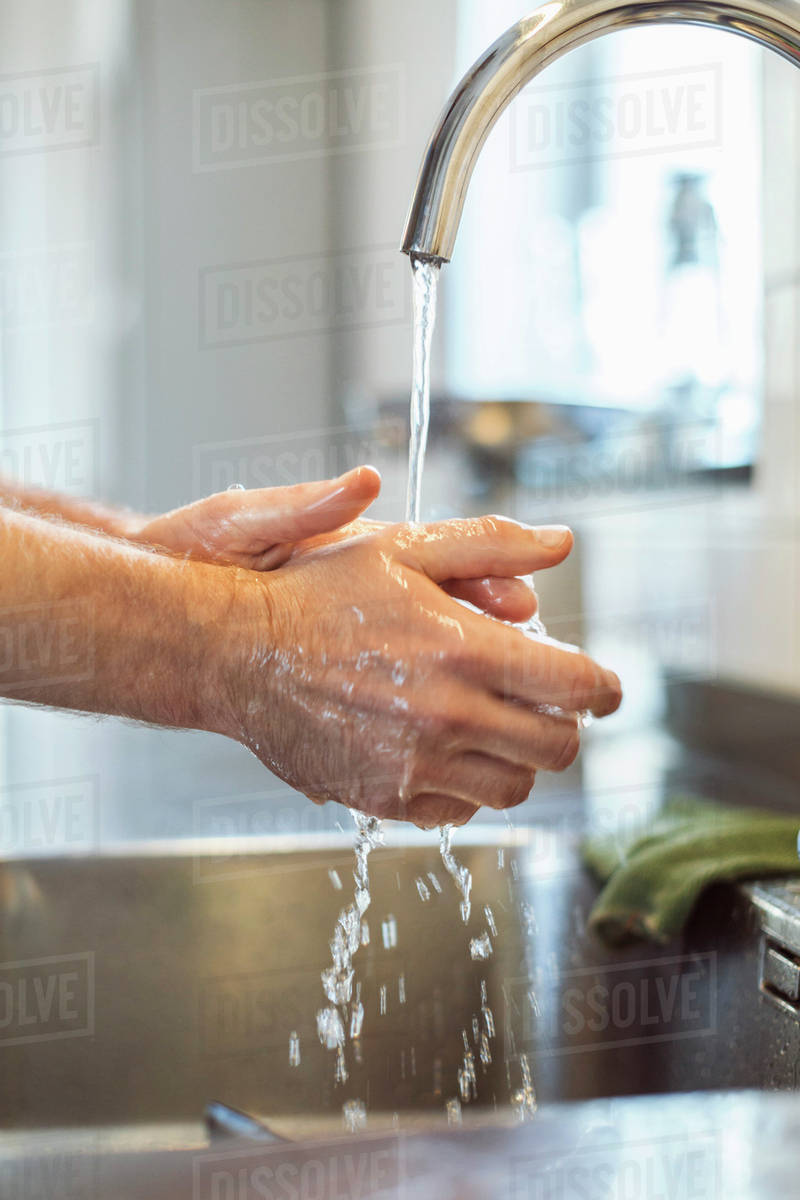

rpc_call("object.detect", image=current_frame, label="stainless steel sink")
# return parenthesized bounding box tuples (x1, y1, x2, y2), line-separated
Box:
(0, 828, 794, 1138)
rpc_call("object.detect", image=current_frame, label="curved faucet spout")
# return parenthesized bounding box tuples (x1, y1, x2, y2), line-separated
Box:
(401, 0, 800, 263)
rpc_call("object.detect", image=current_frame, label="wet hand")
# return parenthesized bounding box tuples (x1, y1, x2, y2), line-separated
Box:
(216, 515, 621, 828)
(130, 467, 382, 569)
(133, 465, 557, 623)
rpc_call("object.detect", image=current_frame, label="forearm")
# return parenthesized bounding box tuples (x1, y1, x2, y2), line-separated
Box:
(0, 506, 232, 732)
(0, 476, 145, 539)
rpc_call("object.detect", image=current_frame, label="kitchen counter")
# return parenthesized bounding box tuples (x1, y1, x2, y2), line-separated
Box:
(0, 1086, 797, 1199)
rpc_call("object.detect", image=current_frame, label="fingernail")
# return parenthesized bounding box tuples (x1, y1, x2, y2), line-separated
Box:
(536, 525, 571, 548)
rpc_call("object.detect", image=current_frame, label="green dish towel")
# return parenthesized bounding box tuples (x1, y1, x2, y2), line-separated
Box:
(581, 795, 800, 945)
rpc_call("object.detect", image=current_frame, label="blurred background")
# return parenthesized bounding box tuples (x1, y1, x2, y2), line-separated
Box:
(0, 0, 797, 850)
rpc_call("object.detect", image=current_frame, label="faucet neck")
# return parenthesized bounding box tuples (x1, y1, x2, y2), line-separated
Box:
(401, 0, 800, 262)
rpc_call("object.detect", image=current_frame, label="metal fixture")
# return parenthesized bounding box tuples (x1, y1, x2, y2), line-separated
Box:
(401, 0, 800, 264)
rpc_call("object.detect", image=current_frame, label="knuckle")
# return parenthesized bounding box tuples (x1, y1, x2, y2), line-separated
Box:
(566, 659, 596, 709)
(552, 720, 580, 772)
(203, 491, 233, 522)
(504, 769, 535, 808)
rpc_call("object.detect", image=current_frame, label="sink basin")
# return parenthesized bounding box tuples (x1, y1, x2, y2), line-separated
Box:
(0, 828, 792, 1136)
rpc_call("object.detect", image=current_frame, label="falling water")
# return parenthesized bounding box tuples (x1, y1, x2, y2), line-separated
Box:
(313, 250, 537, 1119)
(316, 257, 441, 1093)
(405, 255, 440, 524)
(316, 811, 384, 1084)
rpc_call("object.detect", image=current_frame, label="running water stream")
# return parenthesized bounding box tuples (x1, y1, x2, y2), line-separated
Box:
(316, 257, 444, 1093)
(314, 252, 537, 1122)
(405, 256, 440, 524)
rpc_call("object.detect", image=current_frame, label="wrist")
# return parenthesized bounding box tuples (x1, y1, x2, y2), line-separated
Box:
(170, 557, 245, 738)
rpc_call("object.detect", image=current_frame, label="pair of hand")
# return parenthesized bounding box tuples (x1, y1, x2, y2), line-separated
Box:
(130, 466, 544, 625)
(128, 468, 621, 826)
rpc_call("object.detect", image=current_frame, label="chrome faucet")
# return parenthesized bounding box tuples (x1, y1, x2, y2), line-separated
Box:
(401, 0, 800, 264)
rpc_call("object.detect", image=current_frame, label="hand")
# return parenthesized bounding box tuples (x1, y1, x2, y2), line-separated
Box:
(133, 465, 558, 624)
(215, 515, 622, 828)
(130, 467, 382, 570)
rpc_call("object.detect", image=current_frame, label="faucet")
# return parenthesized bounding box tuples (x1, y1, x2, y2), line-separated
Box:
(401, 0, 800, 264)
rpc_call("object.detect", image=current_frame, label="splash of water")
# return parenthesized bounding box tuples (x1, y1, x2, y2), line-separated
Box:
(342, 1099, 367, 1133)
(316, 811, 384, 1082)
(511, 1054, 538, 1121)
(439, 824, 472, 924)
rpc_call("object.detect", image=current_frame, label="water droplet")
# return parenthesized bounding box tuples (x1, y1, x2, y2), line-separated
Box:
(470, 932, 493, 961)
(349, 1000, 364, 1040)
(440, 824, 472, 924)
(317, 1006, 345, 1050)
(342, 1099, 367, 1133)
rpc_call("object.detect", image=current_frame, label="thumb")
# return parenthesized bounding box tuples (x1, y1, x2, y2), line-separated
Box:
(229, 465, 382, 548)
(140, 466, 381, 568)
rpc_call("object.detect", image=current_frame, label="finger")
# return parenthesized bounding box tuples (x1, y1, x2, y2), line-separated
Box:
(143, 466, 381, 565)
(399, 516, 572, 583)
(461, 619, 622, 717)
(443, 575, 538, 622)
(212, 465, 382, 551)
(469, 697, 581, 772)
(290, 516, 382, 558)
(407, 794, 478, 829)
(413, 751, 536, 810)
